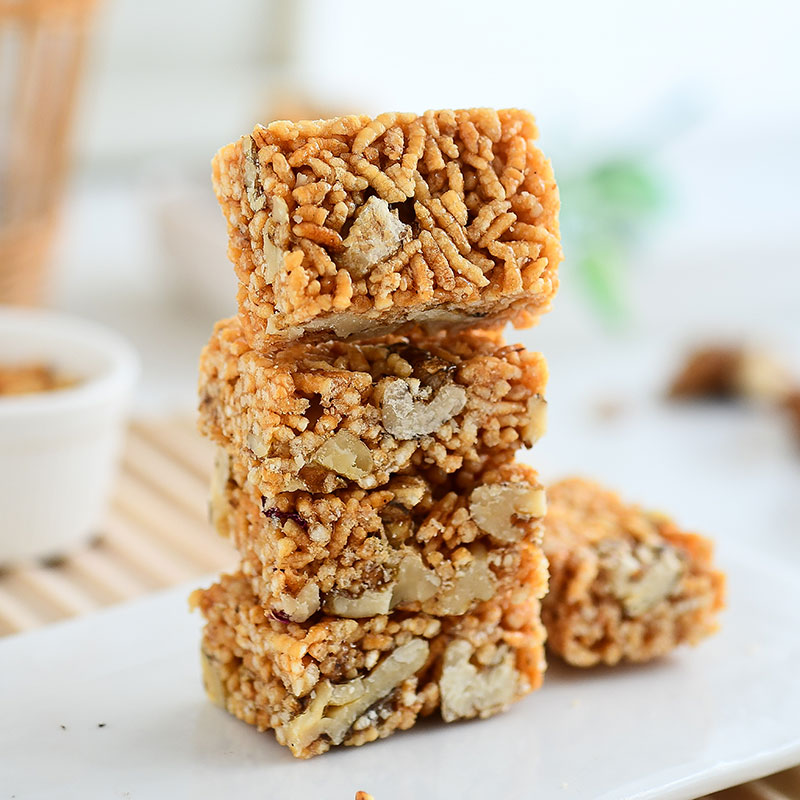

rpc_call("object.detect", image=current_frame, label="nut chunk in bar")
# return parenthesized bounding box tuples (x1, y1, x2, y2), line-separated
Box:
(542, 479, 725, 667)
(212, 453, 548, 623)
(191, 571, 546, 759)
(212, 108, 562, 346)
(198, 315, 548, 496)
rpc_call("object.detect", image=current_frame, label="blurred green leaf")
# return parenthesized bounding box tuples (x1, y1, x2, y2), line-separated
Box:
(586, 160, 664, 213)
(559, 154, 667, 325)
(576, 246, 629, 325)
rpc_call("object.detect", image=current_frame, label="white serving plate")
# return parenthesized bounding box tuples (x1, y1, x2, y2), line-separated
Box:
(1, 543, 798, 800)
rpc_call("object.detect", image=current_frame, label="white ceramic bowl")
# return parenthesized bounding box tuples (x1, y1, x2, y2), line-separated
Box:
(0, 307, 139, 564)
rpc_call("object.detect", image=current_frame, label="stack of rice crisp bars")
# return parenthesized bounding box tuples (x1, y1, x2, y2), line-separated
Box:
(190, 108, 560, 758)
(189, 108, 725, 758)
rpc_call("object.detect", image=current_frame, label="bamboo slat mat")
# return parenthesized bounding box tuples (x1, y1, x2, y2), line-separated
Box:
(0, 416, 237, 636)
(0, 416, 795, 800)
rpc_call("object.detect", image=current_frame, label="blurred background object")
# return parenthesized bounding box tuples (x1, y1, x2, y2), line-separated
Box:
(0, 0, 798, 579)
(559, 153, 667, 324)
(0, 307, 138, 564)
(0, 0, 795, 517)
(24, 0, 794, 412)
(0, 0, 99, 305)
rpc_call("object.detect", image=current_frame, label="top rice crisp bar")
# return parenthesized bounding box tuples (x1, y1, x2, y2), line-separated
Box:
(212, 108, 561, 348)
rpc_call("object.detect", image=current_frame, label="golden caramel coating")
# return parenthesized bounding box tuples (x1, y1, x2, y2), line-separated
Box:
(192, 568, 546, 758)
(542, 478, 725, 667)
(198, 316, 548, 496)
(212, 108, 561, 347)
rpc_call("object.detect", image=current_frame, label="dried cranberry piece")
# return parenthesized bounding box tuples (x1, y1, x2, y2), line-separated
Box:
(261, 500, 308, 531)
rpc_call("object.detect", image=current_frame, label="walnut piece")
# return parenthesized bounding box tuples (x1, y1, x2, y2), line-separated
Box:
(337, 196, 411, 277)
(322, 545, 496, 618)
(439, 640, 517, 722)
(281, 638, 430, 754)
(669, 346, 792, 403)
(245, 431, 269, 458)
(388, 476, 428, 509)
(242, 135, 265, 212)
(602, 541, 685, 616)
(429, 544, 496, 615)
(289, 306, 479, 342)
(311, 431, 373, 480)
(469, 482, 546, 543)
(381, 377, 467, 440)
(200, 649, 228, 708)
(521, 395, 548, 446)
(735, 350, 793, 403)
(323, 552, 441, 617)
(273, 581, 321, 622)
(390, 552, 441, 606)
(261, 237, 287, 283)
(298, 312, 394, 340)
(323, 585, 394, 617)
(382, 478, 428, 545)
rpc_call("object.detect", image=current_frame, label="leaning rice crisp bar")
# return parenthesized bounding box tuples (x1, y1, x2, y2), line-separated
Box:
(198, 316, 547, 496)
(212, 108, 561, 346)
(191, 568, 546, 759)
(541, 478, 725, 667)
(212, 453, 548, 622)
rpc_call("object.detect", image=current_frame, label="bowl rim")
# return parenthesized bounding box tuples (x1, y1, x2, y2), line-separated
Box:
(0, 306, 139, 419)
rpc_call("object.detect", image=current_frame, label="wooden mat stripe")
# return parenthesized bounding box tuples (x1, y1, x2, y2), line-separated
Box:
(0, 417, 236, 637)
(710, 775, 800, 800)
(0, 417, 795, 799)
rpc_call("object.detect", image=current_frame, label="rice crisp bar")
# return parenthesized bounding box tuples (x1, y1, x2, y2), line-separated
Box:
(212, 108, 561, 347)
(541, 478, 725, 667)
(212, 452, 548, 623)
(191, 568, 547, 758)
(198, 316, 547, 496)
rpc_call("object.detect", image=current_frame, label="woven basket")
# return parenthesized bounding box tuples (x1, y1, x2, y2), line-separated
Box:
(0, 0, 98, 305)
